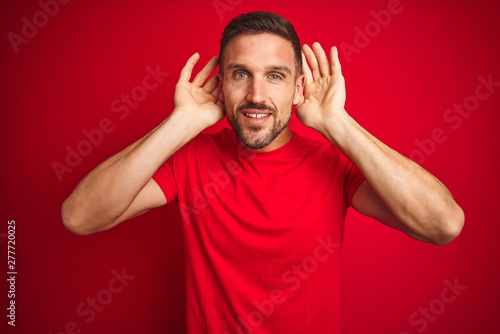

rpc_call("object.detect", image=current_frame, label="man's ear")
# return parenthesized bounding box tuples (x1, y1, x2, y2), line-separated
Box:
(293, 74, 306, 105)
(215, 72, 224, 104)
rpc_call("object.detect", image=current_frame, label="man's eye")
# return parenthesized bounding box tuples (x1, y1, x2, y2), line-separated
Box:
(269, 74, 282, 80)
(235, 72, 248, 79)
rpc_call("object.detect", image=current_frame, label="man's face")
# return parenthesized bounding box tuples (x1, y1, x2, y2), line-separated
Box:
(218, 33, 304, 151)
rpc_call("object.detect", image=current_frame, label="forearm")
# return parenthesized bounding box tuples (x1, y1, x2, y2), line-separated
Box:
(62, 111, 201, 232)
(319, 109, 464, 242)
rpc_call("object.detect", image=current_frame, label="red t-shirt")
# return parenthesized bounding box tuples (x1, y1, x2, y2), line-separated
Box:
(153, 128, 365, 334)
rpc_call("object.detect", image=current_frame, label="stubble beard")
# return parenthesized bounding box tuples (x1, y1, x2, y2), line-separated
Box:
(228, 111, 291, 150)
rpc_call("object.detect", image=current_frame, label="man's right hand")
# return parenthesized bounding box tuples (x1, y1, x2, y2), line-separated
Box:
(173, 53, 225, 130)
(62, 53, 225, 235)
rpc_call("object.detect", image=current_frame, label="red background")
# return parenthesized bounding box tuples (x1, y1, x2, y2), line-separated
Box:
(1, 0, 499, 333)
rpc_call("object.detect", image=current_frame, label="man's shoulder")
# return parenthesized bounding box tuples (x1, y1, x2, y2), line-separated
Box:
(177, 128, 235, 160)
(292, 131, 336, 155)
(189, 127, 234, 148)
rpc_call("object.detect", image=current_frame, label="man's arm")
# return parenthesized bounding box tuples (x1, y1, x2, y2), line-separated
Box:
(62, 53, 224, 235)
(297, 43, 464, 245)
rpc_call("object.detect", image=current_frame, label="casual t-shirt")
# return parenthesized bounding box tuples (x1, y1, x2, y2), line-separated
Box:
(152, 128, 365, 334)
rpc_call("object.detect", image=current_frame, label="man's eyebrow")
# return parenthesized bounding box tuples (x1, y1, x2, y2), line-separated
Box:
(265, 65, 292, 75)
(226, 63, 247, 71)
(226, 63, 292, 75)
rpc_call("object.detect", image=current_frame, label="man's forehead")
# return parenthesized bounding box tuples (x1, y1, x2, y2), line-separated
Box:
(223, 33, 295, 71)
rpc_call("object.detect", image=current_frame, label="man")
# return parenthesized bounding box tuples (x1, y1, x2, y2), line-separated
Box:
(62, 11, 464, 334)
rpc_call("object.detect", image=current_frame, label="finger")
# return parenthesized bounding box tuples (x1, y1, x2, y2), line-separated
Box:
(193, 56, 219, 86)
(301, 51, 313, 85)
(179, 53, 200, 82)
(312, 42, 331, 77)
(203, 76, 217, 93)
(302, 44, 321, 81)
(330, 46, 342, 76)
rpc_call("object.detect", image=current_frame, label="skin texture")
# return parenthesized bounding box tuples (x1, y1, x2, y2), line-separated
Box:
(62, 32, 464, 245)
(217, 33, 303, 151)
(298, 43, 464, 245)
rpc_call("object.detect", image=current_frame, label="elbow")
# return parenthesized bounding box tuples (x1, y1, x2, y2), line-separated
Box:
(61, 198, 95, 236)
(430, 204, 465, 246)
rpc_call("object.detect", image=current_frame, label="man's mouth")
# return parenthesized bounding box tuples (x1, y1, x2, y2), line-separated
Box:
(243, 113, 271, 119)
(237, 105, 275, 125)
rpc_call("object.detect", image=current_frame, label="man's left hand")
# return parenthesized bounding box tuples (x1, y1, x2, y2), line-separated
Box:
(296, 43, 347, 135)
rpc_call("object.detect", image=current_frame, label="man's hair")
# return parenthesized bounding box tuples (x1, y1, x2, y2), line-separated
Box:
(219, 11, 302, 77)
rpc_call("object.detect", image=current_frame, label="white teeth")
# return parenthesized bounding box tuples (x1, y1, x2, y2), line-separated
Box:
(245, 113, 270, 118)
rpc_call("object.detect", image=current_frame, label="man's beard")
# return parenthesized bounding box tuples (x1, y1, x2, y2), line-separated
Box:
(227, 103, 291, 150)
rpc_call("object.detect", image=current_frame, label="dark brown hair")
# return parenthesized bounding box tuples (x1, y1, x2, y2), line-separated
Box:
(219, 11, 302, 77)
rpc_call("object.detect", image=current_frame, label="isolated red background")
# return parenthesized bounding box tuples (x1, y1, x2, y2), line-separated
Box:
(1, 0, 499, 333)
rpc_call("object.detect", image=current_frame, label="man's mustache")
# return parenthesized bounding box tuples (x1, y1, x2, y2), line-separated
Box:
(237, 103, 276, 113)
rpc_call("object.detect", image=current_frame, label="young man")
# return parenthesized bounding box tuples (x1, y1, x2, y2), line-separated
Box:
(62, 11, 464, 334)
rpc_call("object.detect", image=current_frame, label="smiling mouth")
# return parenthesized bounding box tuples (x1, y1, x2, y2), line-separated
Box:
(244, 113, 271, 119)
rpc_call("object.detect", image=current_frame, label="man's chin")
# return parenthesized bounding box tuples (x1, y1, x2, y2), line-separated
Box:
(228, 115, 283, 150)
(238, 136, 272, 150)
(237, 130, 273, 150)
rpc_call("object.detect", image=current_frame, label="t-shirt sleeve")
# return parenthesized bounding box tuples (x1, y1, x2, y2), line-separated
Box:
(152, 157, 178, 204)
(341, 153, 366, 208)
(152, 144, 190, 204)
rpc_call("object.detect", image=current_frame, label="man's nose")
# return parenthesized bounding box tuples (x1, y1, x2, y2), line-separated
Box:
(246, 77, 267, 104)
